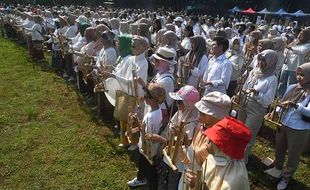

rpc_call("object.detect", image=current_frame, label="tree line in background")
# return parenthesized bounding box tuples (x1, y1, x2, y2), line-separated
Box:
(1, 0, 309, 14)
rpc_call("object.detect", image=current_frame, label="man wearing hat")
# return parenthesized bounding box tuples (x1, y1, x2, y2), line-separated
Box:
(138, 46, 176, 127)
(181, 91, 231, 190)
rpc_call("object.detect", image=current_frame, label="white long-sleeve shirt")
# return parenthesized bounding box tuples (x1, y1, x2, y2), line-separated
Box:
(203, 53, 232, 95)
(95, 46, 117, 71)
(26, 23, 44, 41)
(242, 70, 277, 108)
(115, 53, 148, 97)
(281, 84, 310, 130)
(151, 72, 175, 109)
(187, 54, 209, 87)
(283, 43, 310, 71)
(64, 25, 78, 38)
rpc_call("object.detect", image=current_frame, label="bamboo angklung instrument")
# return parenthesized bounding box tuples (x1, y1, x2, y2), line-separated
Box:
(264, 97, 287, 128)
(140, 119, 153, 165)
(183, 149, 202, 190)
(82, 52, 91, 84)
(132, 65, 140, 108)
(164, 107, 193, 171)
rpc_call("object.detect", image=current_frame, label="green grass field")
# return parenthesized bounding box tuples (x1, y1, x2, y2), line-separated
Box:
(0, 37, 309, 190)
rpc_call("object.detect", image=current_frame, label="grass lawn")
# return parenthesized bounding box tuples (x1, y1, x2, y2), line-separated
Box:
(0, 37, 309, 190)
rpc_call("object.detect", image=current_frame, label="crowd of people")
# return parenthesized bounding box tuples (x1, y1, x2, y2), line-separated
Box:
(1, 3, 310, 190)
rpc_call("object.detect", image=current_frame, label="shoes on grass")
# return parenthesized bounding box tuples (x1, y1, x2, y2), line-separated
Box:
(277, 177, 290, 190)
(127, 177, 147, 187)
(264, 167, 282, 178)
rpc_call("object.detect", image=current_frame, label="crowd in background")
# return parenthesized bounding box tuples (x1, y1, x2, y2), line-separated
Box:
(1, 3, 310, 190)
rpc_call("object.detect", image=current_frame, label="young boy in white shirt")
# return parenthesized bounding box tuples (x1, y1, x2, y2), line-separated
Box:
(127, 83, 167, 190)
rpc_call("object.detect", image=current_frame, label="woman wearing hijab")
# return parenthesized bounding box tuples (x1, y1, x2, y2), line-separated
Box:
(243, 31, 263, 69)
(226, 37, 245, 97)
(178, 35, 208, 88)
(278, 28, 310, 97)
(73, 27, 96, 94)
(137, 22, 151, 46)
(236, 49, 278, 163)
(103, 36, 149, 150)
(162, 30, 178, 52)
(265, 62, 310, 190)
(99, 35, 132, 147)
(24, 15, 45, 62)
(246, 39, 273, 76)
(155, 28, 168, 48)
(272, 37, 287, 77)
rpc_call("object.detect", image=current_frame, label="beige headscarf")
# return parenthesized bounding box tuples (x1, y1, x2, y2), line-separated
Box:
(132, 35, 148, 54)
(162, 31, 178, 50)
(138, 23, 151, 42)
(259, 39, 273, 51)
(110, 18, 120, 30)
(120, 21, 129, 34)
(282, 62, 310, 103)
(272, 37, 286, 52)
(166, 24, 175, 33)
(248, 49, 278, 88)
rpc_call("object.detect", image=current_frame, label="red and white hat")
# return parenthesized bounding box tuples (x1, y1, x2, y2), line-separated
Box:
(169, 85, 199, 104)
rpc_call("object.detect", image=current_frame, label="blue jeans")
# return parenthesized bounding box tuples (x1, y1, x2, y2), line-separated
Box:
(278, 70, 297, 98)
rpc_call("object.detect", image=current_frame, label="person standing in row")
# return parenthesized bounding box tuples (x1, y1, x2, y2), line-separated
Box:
(265, 62, 310, 190)
(237, 49, 278, 163)
(202, 36, 232, 95)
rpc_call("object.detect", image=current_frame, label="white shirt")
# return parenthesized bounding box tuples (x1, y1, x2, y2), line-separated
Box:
(175, 25, 183, 39)
(188, 54, 209, 87)
(151, 72, 175, 109)
(22, 19, 34, 29)
(242, 70, 277, 108)
(75, 41, 95, 70)
(26, 23, 44, 41)
(95, 47, 117, 71)
(203, 53, 233, 95)
(138, 108, 164, 157)
(181, 37, 191, 51)
(226, 51, 245, 81)
(64, 25, 78, 38)
(71, 35, 85, 52)
(281, 84, 310, 130)
(115, 53, 148, 97)
(165, 108, 199, 172)
(283, 43, 310, 71)
(193, 23, 201, 36)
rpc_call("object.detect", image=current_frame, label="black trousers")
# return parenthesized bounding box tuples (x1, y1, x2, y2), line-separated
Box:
(137, 152, 158, 190)
(227, 80, 238, 98)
